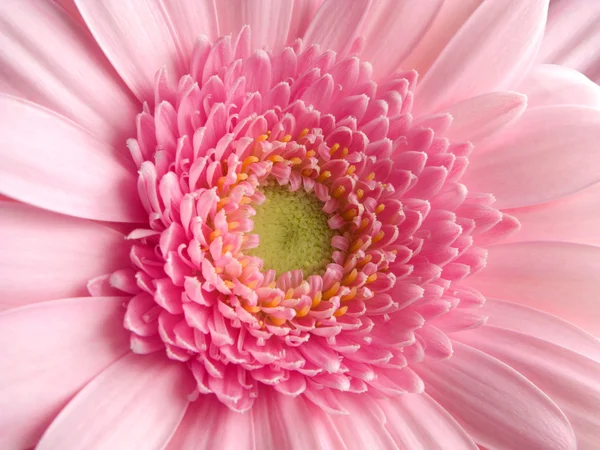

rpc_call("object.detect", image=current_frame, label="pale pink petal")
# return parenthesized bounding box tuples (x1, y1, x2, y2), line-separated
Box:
(0, 0, 138, 147)
(359, 0, 443, 80)
(466, 242, 600, 335)
(287, 0, 323, 42)
(378, 394, 478, 450)
(539, 0, 600, 84)
(455, 326, 600, 450)
(0, 203, 130, 309)
(75, 0, 217, 102)
(37, 353, 193, 450)
(416, 342, 576, 450)
(482, 298, 600, 363)
(463, 105, 600, 209)
(217, 0, 294, 51)
(444, 91, 527, 144)
(0, 296, 129, 449)
(0, 95, 145, 222)
(303, 0, 371, 55)
(400, 0, 481, 75)
(503, 182, 600, 246)
(414, 0, 548, 114)
(517, 64, 600, 108)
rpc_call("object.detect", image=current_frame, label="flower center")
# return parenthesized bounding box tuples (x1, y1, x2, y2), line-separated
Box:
(248, 185, 335, 277)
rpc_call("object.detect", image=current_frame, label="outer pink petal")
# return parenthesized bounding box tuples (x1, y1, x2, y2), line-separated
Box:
(378, 394, 477, 450)
(0, 203, 130, 309)
(359, 0, 443, 80)
(0, 0, 138, 148)
(414, 0, 548, 114)
(482, 298, 600, 363)
(503, 182, 600, 246)
(466, 242, 600, 335)
(287, 0, 323, 43)
(463, 105, 600, 209)
(455, 326, 600, 450)
(415, 342, 576, 450)
(303, 0, 371, 55)
(37, 353, 194, 450)
(217, 0, 294, 51)
(0, 95, 145, 222)
(0, 296, 129, 449)
(517, 64, 600, 108)
(75, 0, 218, 103)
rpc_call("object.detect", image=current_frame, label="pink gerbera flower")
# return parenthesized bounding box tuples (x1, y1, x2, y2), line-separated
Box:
(1, 0, 599, 449)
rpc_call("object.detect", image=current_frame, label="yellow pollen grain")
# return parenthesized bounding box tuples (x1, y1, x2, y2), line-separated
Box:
(366, 273, 378, 283)
(373, 230, 385, 243)
(375, 204, 385, 214)
(298, 128, 310, 139)
(281, 134, 293, 143)
(356, 189, 364, 199)
(329, 143, 340, 155)
(342, 268, 358, 285)
(342, 209, 358, 221)
(295, 304, 311, 318)
(332, 185, 346, 199)
(209, 230, 222, 241)
(244, 304, 262, 313)
(358, 217, 369, 231)
(333, 306, 348, 317)
(270, 316, 287, 326)
(341, 287, 357, 302)
(317, 170, 332, 182)
(312, 291, 322, 308)
(347, 165, 356, 175)
(323, 282, 341, 300)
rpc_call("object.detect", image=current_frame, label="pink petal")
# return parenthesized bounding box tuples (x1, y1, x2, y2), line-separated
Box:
(0, 202, 130, 309)
(303, 0, 371, 55)
(0, 95, 145, 222)
(416, 342, 576, 450)
(287, 0, 323, 43)
(37, 353, 193, 450)
(517, 64, 600, 108)
(76, 0, 217, 102)
(455, 326, 600, 450)
(0, 0, 138, 148)
(0, 296, 129, 449)
(359, 0, 443, 80)
(482, 298, 600, 363)
(466, 242, 600, 335)
(444, 92, 527, 144)
(503, 182, 600, 246)
(217, 0, 294, 51)
(414, 0, 549, 114)
(464, 105, 600, 209)
(378, 394, 477, 450)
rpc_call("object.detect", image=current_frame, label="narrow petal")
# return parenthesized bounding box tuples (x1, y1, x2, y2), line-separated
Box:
(0, 95, 145, 222)
(378, 394, 477, 450)
(76, 0, 218, 102)
(517, 64, 600, 108)
(416, 342, 576, 450)
(303, 0, 371, 55)
(217, 0, 294, 51)
(0, 203, 130, 309)
(37, 353, 193, 450)
(0, 296, 129, 449)
(464, 105, 600, 209)
(503, 182, 600, 246)
(287, 0, 323, 43)
(0, 0, 138, 147)
(466, 242, 600, 335)
(359, 0, 443, 80)
(415, 0, 549, 114)
(455, 326, 600, 450)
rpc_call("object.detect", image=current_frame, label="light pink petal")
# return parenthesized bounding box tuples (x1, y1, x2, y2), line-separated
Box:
(0, 95, 145, 222)
(400, 0, 481, 75)
(416, 342, 576, 450)
(75, 0, 217, 102)
(217, 0, 294, 51)
(455, 326, 600, 450)
(359, 0, 443, 80)
(0, 203, 130, 309)
(37, 353, 193, 450)
(503, 182, 600, 246)
(303, 0, 371, 55)
(463, 105, 600, 209)
(0, 0, 138, 148)
(444, 91, 527, 144)
(517, 64, 600, 108)
(482, 298, 600, 363)
(378, 394, 477, 450)
(539, 0, 600, 84)
(414, 0, 548, 114)
(287, 0, 323, 43)
(466, 242, 600, 335)
(0, 296, 129, 449)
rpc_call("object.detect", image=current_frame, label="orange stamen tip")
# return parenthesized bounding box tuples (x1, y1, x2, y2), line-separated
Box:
(342, 209, 358, 221)
(373, 230, 385, 243)
(323, 282, 341, 300)
(295, 304, 311, 318)
(237, 173, 249, 181)
(268, 281, 277, 288)
(301, 168, 313, 177)
(224, 280, 235, 289)
(366, 172, 376, 181)
(285, 288, 295, 300)
(358, 217, 369, 231)
(333, 306, 348, 317)
(347, 165, 356, 175)
(222, 244, 234, 254)
(269, 316, 287, 326)
(356, 188, 364, 199)
(263, 296, 282, 308)
(366, 273, 378, 283)
(290, 157, 303, 165)
(329, 143, 340, 155)
(332, 185, 346, 199)
(298, 128, 310, 138)
(349, 239, 364, 254)
(311, 291, 322, 308)
(268, 154, 285, 163)
(215, 267, 224, 274)
(256, 134, 269, 142)
(306, 150, 316, 158)
(317, 170, 332, 182)
(244, 304, 262, 313)
(209, 230, 222, 241)
(281, 134, 292, 142)
(342, 268, 358, 285)
(341, 147, 349, 157)
(242, 156, 260, 171)
(341, 287, 358, 302)
(375, 204, 385, 214)
(246, 280, 259, 290)
(240, 196, 253, 204)
(358, 254, 373, 267)
(228, 221, 240, 230)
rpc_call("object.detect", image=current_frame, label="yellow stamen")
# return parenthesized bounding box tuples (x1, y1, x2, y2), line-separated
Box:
(366, 172, 376, 181)
(332, 185, 346, 199)
(349, 239, 364, 254)
(358, 254, 372, 267)
(217, 197, 231, 209)
(366, 273, 378, 283)
(215, 267, 224, 274)
(329, 143, 340, 155)
(341, 287, 357, 302)
(263, 296, 282, 308)
(281, 134, 292, 143)
(311, 291, 322, 308)
(347, 165, 356, 175)
(268, 281, 277, 288)
(256, 134, 269, 142)
(228, 221, 240, 231)
(323, 282, 340, 300)
(298, 128, 310, 139)
(268, 155, 285, 163)
(240, 196, 253, 205)
(306, 150, 316, 158)
(242, 156, 259, 172)
(244, 304, 262, 313)
(269, 316, 287, 326)
(375, 203, 385, 214)
(342, 269, 358, 285)
(372, 230, 385, 244)
(295, 304, 311, 318)
(317, 170, 332, 182)
(246, 280, 259, 290)
(358, 217, 369, 231)
(333, 306, 348, 317)
(341, 147, 349, 157)
(209, 230, 222, 241)
(342, 209, 358, 221)
(301, 168, 313, 177)
(224, 280, 235, 289)
(290, 157, 303, 165)
(222, 244, 234, 254)
(285, 288, 295, 300)
(356, 188, 364, 199)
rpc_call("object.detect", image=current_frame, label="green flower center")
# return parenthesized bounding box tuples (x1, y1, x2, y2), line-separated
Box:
(248, 185, 335, 277)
